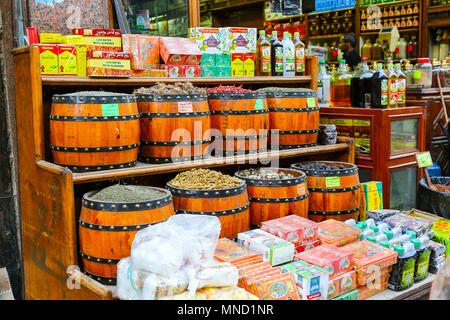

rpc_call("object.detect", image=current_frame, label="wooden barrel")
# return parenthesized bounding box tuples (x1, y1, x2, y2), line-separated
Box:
(166, 180, 250, 239)
(235, 168, 309, 228)
(50, 92, 140, 172)
(136, 93, 211, 164)
(79, 187, 174, 285)
(207, 92, 269, 156)
(266, 90, 319, 150)
(291, 161, 361, 223)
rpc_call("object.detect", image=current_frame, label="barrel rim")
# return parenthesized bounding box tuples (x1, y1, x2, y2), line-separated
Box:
(52, 94, 136, 104)
(166, 179, 247, 197)
(264, 91, 317, 98)
(135, 93, 208, 102)
(82, 186, 173, 210)
(291, 161, 358, 176)
(207, 92, 267, 100)
(234, 167, 307, 187)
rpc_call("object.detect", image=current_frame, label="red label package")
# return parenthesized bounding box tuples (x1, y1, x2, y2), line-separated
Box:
(295, 244, 354, 279)
(159, 37, 203, 65)
(72, 28, 122, 52)
(318, 219, 362, 247)
(122, 34, 160, 70)
(214, 238, 263, 267)
(261, 215, 319, 246)
(86, 51, 131, 78)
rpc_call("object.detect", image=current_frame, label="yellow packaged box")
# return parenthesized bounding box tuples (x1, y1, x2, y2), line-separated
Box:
(58, 45, 77, 76)
(38, 44, 59, 75)
(244, 53, 255, 77)
(72, 28, 122, 52)
(40, 33, 61, 44)
(360, 181, 383, 221)
(231, 53, 244, 77)
(62, 35, 84, 46)
(76, 47, 87, 77)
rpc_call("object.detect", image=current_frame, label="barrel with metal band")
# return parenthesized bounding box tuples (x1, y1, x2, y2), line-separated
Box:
(50, 92, 140, 172)
(266, 90, 319, 150)
(235, 168, 309, 228)
(79, 187, 174, 285)
(207, 92, 269, 156)
(291, 161, 361, 223)
(166, 180, 250, 239)
(136, 93, 211, 164)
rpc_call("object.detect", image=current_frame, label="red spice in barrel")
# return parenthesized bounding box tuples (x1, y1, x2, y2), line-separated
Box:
(207, 85, 256, 93)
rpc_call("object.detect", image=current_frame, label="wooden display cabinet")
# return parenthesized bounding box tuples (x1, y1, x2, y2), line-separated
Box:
(319, 106, 427, 211)
(13, 45, 355, 300)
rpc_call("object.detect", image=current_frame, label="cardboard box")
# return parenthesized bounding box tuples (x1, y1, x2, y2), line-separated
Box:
(360, 181, 383, 221)
(252, 272, 300, 300)
(238, 261, 273, 290)
(184, 65, 202, 78)
(122, 34, 160, 70)
(261, 215, 319, 246)
(226, 27, 257, 53)
(246, 267, 283, 295)
(237, 229, 295, 266)
(215, 54, 231, 67)
(166, 65, 185, 77)
(280, 260, 312, 274)
(57, 45, 77, 76)
(86, 51, 131, 78)
(295, 240, 321, 254)
(214, 238, 263, 266)
(159, 37, 203, 65)
(215, 66, 231, 77)
(294, 264, 329, 300)
(201, 66, 216, 78)
(193, 27, 228, 54)
(332, 289, 359, 300)
(244, 53, 255, 77)
(72, 28, 122, 52)
(318, 219, 362, 247)
(131, 69, 168, 77)
(200, 53, 216, 66)
(38, 44, 59, 75)
(76, 47, 87, 77)
(40, 33, 61, 44)
(61, 35, 84, 46)
(231, 53, 244, 77)
(294, 244, 354, 279)
(327, 270, 357, 300)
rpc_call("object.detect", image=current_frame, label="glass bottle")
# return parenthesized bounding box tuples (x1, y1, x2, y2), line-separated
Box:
(351, 57, 373, 108)
(317, 60, 331, 104)
(255, 30, 264, 76)
(330, 59, 353, 107)
(258, 30, 272, 76)
(395, 63, 407, 107)
(362, 39, 373, 61)
(294, 32, 306, 76)
(405, 60, 415, 85)
(370, 63, 389, 109)
(373, 39, 383, 61)
(406, 5, 413, 15)
(282, 32, 295, 77)
(387, 63, 398, 108)
(398, 37, 408, 60)
(271, 31, 283, 76)
(408, 35, 418, 59)
(401, 6, 406, 16)
(413, 3, 419, 14)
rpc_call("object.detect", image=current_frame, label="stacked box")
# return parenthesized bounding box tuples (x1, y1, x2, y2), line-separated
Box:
(237, 261, 272, 290)
(86, 51, 131, 77)
(214, 238, 263, 267)
(159, 36, 203, 65)
(293, 264, 330, 300)
(431, 219, 450, 258)
(231, 53, 244, 77)
(294, 244, 354, 279)
(429, 240, 447, 273)
(131, 69, 168, 77)
(226, 27, 257, 54)
(57, 45, 77, 76)
(332, 289, 359, 300)
(72, 28, 122, 52)
(122, 34, 160, 70)
(192, 27, 228, 54)
(245, 267, 283, 294)
(38, 45, 59, 76)
(358, 281, 389, 300)
(327, 270, 357, 300)
(237, 229, 295, 266)
(360, 181, 383, 221)
(252, 272, 300, 300)
(318, 219, 362, 247)
(40, 33, 62, 44)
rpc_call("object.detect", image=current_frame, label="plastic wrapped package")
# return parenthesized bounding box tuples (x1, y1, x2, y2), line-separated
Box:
(196, 262, 239, 289)
(295, 240, 321, 254)
(430, 240, 446, 259)
(367, 209, 400, 222)
(159, 286, 260, 300)
(116, 257, 143, 300)
(358, 281, 389, 300)
(252, 272, 301, 300)
(141, 269, 190, 300)
(214, 238, 263, 266)
(384, 213, 415, 229)
(327, 270, 357, 300)
(294, 244, 354, 279)
(318, 219, 362, 247)
(260, 215, 319, 246)
(401, 216, 434, 237)
(357, 267, 391, 287)
(294, 265, 329, 300)
(432, 219, 450, 258)
(343, 240, 398, 276)
(332, 289, 359, 300)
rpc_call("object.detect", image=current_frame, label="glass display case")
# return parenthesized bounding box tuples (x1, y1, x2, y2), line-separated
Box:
(121, 0, 191, 37)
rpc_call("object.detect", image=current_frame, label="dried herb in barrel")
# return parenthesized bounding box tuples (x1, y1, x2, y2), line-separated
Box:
(169, 169, 242, 190)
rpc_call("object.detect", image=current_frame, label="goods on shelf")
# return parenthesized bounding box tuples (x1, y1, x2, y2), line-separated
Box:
(429, 240, 447, 274)
(317, 219, 362, 247)
(359, 181, 383, 221)
(236, 168, 309, 226)
(327, 270, 357, 299)
(330, 60, 352, 107)
(350, 57, 373, 108)
(121, 34, 160, 70)
(412, 235, 432, 282)
(290, 161, 361, 222)
(413, 58, 433, 88)
(72, 28, 122, 52)
(86, 51, 132, 77)
(318, 60, 331, 104)
(214, 238, 263, 266)
(292, 264, 330, 300)
(387, 243, 416, 291)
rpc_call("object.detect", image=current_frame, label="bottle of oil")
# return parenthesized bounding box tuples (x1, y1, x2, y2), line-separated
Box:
(362, 39, 373, 61)
(370, 63, 389, 109)
(282, 32, 295, 77)
(351, 57, 373, 108)
(258, 30, 271, 76)
(294, 32, 305, 76)
(271, 31, 283, 76)
(255, 30, 264, 76)
(387, 63, 398, 108)
(395, 63, 407, 107)
(330, 59, 352, 107)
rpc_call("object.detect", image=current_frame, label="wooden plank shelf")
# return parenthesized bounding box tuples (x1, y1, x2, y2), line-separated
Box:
(360, 0, 419, 9)
(368, 274, 435, 300)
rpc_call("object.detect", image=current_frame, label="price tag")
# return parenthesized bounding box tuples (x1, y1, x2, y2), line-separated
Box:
(307, 97, 316, 108)
(413, 70, 421, 80)
(325, 176, 341, 188)
(178, 101, 194, 113)
(415, 151, 433, 168)
(255, 99, 264, 110)
(101, 103, 119, 116)
(297, 183, 306, 195)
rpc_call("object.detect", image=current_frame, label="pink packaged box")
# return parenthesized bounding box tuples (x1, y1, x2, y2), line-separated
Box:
(327, 270, 357, 300)
(294, 244, 354, 279)
(159, 37, 202, 65)
(318, 219, 362, 247)
(295, 240, 321, 254)
(260, 215, 319, 246)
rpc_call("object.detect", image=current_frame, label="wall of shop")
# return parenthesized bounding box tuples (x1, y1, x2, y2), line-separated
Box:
(0, 0, 24, 300)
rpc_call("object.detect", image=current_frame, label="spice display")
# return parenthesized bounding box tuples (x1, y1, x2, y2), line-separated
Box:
(168, 169, 242, 190)
(237, 168, 294, 180)
(134, 82, 207, 95)
(207, 85, 256, 93)
(90, 184, 167, 203)
(413, 58, 433, 88)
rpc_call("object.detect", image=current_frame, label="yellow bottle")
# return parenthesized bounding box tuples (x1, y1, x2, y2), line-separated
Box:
(387, 63, 398, 108)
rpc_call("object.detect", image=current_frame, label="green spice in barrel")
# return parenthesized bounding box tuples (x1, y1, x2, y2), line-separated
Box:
(167, 169, 250, 239)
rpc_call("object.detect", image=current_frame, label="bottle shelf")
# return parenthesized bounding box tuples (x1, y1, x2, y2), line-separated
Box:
(360, 28, 419, 35)
(360, 0, 419, 9)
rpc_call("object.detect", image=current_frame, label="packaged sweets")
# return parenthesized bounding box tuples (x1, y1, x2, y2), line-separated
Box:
(86, 51, 131, 78)
(131, 69, 168, 77)
(237, 229, 295, 266)
(387, 243, 416, 291)
(294, 265, 330, 300)
(327, 270, 357, 300)
(295, 240, 321, 254)
(357, 266, 391, 287)
(294, 244, 354, 279)
(214, 238, 263, 266)
(260, 215, 319, 246)
(412, 235, 431, 282)
(280, 260, 312, 274)
(159, 37, 203, 65)
(318, 219, 362, 247)
(57, 45, 77, 76)
(72, 28, 122, 52)
(184, 65, 202, 78)
(401, 216, 434, 237)
(358, 281, 388, 300)
(252, 272, 300, 300)
(366, 209, 400, 222)
(237, 262, 272, 289)
(246, 267, 283, 294)
(384, 213, 415, 229)
(122, 34, 160, 70)
(429, 240, 446, 259)
(343, 240, 398, 276)
(332, 289, 359, 300)
(38, 44, 59, 75)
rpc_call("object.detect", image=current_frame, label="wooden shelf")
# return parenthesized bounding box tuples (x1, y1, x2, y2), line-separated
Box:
(360, 0, 419, 9)
(308, 34, 344, 41)
(368, 274, 435, 300)
(426, 4, 450, 13)
(35, 144, 350, 184)
(41, 75, 313, 86)
(360, 28, 419, 35)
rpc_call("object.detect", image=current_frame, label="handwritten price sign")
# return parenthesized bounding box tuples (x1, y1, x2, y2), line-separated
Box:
(415, 152, 433, 168)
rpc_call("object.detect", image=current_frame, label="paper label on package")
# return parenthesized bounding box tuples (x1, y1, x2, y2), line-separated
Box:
(325, 176, 341, 188)
(101, 104, 120, 117)
(178, 101, 194, 113)
(416, 151, 433, 168)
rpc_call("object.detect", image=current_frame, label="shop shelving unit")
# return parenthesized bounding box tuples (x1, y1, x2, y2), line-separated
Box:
(13, 45, 356, 300)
